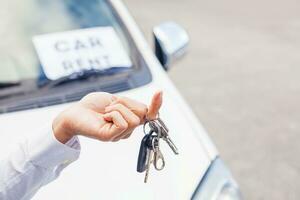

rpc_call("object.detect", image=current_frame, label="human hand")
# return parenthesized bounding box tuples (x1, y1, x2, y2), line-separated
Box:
(52, 91, 163, 143)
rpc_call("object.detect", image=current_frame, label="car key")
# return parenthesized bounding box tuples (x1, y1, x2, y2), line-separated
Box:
(149, 118, 179, 155)
(137, 130, 154, 173)
(138, 118, 176, 183)
(144, 146, 154, 183)
(156, 117, 179, 155)
(157, 118, 179, 155)
(143, 135, 157, 183)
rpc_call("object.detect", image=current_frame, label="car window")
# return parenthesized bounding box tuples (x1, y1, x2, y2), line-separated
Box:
(0, 0, 152, 113)
(0, 0, 132, 83)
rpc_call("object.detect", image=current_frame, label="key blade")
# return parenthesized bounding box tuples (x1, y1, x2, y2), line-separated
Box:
(164, 137, 179, 155)
(155, 119, 169, 137)
(144, 167, 150, 183)
(144, 150, 153, 183)
(157, 118, 169, 133)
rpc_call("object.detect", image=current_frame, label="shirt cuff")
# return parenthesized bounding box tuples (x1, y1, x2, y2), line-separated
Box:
(26, 124, 81, 169)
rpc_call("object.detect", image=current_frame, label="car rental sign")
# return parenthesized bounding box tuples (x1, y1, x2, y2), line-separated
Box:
(33, 27, 132, 80)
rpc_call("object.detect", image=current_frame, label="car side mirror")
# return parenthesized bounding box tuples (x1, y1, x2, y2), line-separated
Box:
(153, 21, 189, 70)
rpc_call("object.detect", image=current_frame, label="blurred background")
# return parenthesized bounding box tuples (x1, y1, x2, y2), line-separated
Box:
(124, 0, 300, 199)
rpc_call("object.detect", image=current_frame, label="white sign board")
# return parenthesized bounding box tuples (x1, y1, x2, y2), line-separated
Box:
(33, 27, 132, 80)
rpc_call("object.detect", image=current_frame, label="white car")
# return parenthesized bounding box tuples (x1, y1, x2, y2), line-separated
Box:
(0, 0, 241, 199)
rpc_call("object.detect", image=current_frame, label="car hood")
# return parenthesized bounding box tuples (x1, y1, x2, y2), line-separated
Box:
(0, 82, 216, 199)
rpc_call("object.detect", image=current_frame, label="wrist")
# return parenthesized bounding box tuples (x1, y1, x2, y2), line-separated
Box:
(52, 113, 75, 144)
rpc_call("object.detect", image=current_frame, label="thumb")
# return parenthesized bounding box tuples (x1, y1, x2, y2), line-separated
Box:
(147, 91, 163, 120)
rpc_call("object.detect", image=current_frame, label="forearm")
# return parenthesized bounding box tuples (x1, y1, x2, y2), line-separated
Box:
(0, 124, 80, 200)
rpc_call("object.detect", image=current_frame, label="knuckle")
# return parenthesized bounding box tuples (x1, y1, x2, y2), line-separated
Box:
(115, 96, 124, 104)
(115, 103, 124, 110)
(117, 96, 131, 105)
(141, 105, 148, 115)
(136, 105, 148, 120)
(119, 121, 128, 130)
(121, 96, 129, 102)
(111, 110, 119, 116)
(131, 116, 140, 126)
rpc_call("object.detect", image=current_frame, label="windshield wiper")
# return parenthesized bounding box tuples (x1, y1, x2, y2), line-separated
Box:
(0, 81, 24, 100)
(0, 82, 21, 89)
(41, 68, 128, 89)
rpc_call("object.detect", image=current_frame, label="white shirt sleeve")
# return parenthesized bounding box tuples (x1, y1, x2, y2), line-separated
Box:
(0, 124, 81, 200)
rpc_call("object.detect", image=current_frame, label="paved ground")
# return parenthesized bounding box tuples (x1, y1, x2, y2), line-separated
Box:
(124, 0, 300, 199)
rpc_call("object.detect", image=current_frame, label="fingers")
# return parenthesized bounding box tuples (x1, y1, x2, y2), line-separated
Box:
(101, 104, 142, 141)
(105, 104, 141, 127)
(105, 104, 141, 141)
(147, 91, 163, 120)
(102, 111, 128, 141)
(110, 96, 148, 122)
(109, 91, 164, 141)
(98, 91, 163, 142)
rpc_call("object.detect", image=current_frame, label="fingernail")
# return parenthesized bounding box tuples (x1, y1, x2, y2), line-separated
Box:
(103, 114, 111, 121)
(109, 96, 118, 106)
(155, 91, 163, 101)
(158, 91, 163, 99)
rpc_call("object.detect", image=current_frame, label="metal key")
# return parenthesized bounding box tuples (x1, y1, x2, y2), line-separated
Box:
(138, 117, 177, 183)
(144, 147, 154, 183)
(149, 118, 179, 155)
(163, 135, 179, 155)
(157, 118, 179, 155)
(143, 135, 157, 183)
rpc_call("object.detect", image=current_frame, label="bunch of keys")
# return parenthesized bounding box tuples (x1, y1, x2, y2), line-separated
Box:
(136, 116, 179, 183)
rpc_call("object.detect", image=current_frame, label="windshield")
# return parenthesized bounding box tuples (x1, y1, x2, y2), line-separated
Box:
(0, 0, 152, 113)
(1, 0, 132, 83)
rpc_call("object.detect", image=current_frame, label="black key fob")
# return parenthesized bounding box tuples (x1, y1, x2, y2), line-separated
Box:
(137, 133, 150, 173)
(136, 130, 157, 173)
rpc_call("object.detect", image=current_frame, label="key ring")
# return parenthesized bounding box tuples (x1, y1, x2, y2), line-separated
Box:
(143, 120, 150, 135)
(143, 120, 162, 138)
(143, 111, 161, 135)
(143, 112, 160, 127)
(143, 115, 162, 135)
